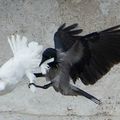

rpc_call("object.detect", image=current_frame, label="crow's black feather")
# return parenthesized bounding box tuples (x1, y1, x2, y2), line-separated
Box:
(54, 24, 120, 85)
(71, 25, 120, 84)
(54, 23, 82, 51)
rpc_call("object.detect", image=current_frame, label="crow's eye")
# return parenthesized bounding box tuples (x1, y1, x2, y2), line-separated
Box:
(48, 56, 52, 59)
(43, 55, 49, 59)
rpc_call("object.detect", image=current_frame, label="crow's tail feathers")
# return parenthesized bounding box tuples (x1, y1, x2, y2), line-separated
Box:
(71, 85, 102, 105)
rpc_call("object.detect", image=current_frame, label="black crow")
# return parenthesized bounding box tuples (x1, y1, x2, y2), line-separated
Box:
(31, 23, 120, 105)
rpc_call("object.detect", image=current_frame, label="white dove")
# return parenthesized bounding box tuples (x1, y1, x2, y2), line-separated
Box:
(0, 35, 43, 95)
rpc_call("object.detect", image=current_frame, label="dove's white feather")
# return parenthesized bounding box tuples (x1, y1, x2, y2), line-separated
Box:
(0, 35, 43, 95)
(40, 58, 54, 74)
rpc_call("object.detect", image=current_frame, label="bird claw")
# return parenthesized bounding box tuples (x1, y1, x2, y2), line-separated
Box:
(28, 83, 36, 93)
(28, 83, 35, 88)
(28, 82, 53, 89)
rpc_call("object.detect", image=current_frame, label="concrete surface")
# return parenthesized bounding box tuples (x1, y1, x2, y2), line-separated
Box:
(0, 0, 120, 120)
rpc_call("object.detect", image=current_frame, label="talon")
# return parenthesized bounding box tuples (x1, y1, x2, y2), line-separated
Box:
(28, 82, 53, 89)
(28, 83, 35, 88)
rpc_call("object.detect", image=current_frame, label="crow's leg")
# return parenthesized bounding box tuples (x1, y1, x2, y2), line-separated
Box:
(28, 82, 53, 89)
(34, 73, 45, 77)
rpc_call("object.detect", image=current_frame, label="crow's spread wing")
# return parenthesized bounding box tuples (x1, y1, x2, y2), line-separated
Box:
(54, 23, 82, 51)
(70, 25, 120, 85)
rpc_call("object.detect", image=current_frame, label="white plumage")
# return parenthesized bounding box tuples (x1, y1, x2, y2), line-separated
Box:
(40, 58, 54, 74)
(0, 35, 43, 95)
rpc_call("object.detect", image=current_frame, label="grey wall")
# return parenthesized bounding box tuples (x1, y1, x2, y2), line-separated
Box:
(0, 0, 120, 120)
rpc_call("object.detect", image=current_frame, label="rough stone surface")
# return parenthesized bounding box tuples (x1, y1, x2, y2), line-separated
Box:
(0, 0, 120, 119)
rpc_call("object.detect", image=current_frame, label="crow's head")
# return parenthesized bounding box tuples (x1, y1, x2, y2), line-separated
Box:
(40, 48, 57, 67)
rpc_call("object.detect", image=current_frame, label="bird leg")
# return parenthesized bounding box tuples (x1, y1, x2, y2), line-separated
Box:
(28, 82, 53, 89)
(34, 73, 45, 77)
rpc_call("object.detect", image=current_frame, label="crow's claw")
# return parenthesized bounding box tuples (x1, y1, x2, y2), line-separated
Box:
(28, 82, 53, 89)
(28, 83, 35, 88)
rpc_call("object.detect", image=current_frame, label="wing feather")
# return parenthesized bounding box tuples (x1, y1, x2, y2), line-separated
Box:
(70, 25, 120, 85)
(54, 23, 82, 51)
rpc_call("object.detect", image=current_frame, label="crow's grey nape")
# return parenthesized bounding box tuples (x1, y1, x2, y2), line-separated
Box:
(72, 86, 102, 105)
(28, 82, 53, 89)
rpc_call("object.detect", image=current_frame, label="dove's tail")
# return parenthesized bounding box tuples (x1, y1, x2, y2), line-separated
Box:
(8, 34, 43, 70)
(8, 35, 28, 56)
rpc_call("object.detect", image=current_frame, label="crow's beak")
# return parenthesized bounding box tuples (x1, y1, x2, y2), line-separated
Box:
(39, 57, 55, 66)
(39, 57, 47, 66)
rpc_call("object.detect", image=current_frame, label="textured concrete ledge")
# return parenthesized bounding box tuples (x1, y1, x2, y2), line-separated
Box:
(0, 112, 120, 120)
(0, 0, 120, 120)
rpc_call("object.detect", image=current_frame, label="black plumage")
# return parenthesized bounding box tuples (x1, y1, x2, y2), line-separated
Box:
(54, 24, 120, 85)
(31, 23, 120, 105)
